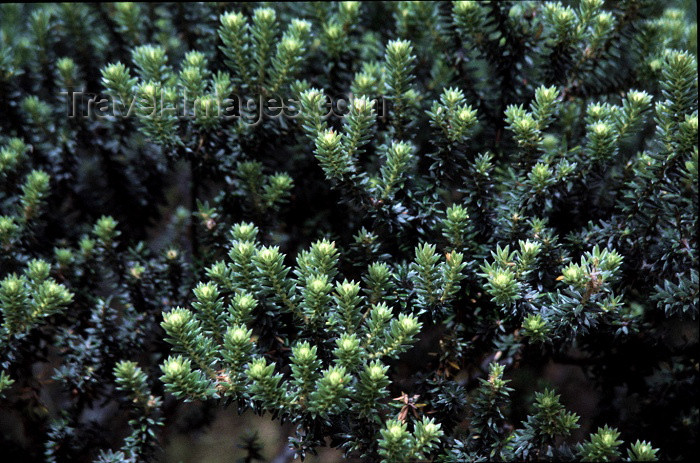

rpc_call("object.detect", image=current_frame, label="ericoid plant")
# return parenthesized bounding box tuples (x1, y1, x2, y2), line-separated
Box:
(0, 2, 696, 462)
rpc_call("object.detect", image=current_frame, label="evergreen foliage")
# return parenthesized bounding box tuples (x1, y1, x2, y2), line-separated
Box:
(0, 1, 696, 462)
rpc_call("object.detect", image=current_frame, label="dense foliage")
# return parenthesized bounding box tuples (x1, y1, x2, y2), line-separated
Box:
(0, 1, 697, 462)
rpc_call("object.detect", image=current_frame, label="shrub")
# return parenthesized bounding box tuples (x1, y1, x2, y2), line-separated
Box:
(0, 2, 696, 462)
